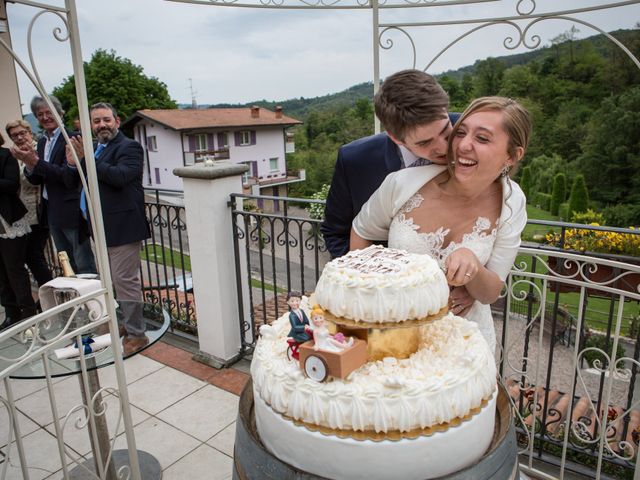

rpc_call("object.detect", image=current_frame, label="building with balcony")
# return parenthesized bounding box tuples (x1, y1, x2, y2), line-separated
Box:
(124, 106, 305, 209)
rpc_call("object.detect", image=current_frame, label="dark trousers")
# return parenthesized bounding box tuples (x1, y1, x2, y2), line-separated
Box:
(25, 224, 53, 286)
(0, 235, 37, 321)
(50, 225, 97, 274)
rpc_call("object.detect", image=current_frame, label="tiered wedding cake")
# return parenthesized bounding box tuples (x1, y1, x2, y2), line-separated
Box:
(251, 245, 497, 480)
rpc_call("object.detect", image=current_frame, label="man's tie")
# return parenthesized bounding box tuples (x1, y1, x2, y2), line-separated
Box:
(80, 144, 106, 219)
(409, 158, 432, 167)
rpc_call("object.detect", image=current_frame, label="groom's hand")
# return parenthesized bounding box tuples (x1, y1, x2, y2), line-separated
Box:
(448, 286, 473, 316)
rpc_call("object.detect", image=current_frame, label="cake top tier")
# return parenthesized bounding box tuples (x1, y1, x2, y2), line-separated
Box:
(315, 245, 449, 323)
(330, 244, 412, 275)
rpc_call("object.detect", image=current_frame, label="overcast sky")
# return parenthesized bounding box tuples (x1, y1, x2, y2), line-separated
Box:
(6, 0, 639, 112)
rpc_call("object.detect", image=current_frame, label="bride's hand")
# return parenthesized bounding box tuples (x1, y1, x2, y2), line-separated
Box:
(444, 248, 480, 286)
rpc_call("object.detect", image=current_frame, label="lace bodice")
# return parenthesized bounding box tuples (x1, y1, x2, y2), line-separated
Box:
(389, 193, 498, 269)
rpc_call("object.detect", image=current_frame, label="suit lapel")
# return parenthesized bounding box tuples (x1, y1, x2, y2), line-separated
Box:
(50, 130, 68, 166)
(383, 134, 402, 173)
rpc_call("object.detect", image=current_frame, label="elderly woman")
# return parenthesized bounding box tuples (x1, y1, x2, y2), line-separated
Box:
(6, 120, 52, 288)
(351, 97, 532, 353)
(0, 132, 37, 329)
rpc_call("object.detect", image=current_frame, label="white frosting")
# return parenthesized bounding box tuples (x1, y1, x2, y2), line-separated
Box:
(252, 311, 497, 434)
(314, 245, 449, 323)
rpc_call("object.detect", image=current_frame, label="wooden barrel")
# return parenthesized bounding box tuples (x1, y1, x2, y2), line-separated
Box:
(233, 380, 519, 480)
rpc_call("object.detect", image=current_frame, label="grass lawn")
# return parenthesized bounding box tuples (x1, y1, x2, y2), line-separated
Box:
(512, 253, 639, 336)
(523, 205, 560, 241)
(141, 244, 191, 271)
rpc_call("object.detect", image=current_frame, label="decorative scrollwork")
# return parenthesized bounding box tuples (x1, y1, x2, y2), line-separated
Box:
(276, 218, 300, 248)
(170, 208, 188, 231)
(379, 26, 417, 69)
(516, 0, 536, 16)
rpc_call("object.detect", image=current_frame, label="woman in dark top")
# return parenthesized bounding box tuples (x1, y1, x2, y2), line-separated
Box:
(0, 132, 37, 330)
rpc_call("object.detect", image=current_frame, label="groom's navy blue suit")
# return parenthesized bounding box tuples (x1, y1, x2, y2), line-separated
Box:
(321, 113, 459, 259)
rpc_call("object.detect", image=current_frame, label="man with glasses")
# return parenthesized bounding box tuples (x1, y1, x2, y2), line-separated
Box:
(5, 120, 53, 289)
(10, 96, 96, 274)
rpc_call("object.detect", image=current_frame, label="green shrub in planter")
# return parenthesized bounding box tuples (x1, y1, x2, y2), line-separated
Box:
(582, 333, 626, 369)
(532, 192, 552, 211)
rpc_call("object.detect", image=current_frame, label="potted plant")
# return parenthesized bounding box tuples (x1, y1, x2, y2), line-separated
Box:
(545, 217, 639, 296)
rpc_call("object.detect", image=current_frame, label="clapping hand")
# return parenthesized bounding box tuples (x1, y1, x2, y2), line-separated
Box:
(444, 247, 480, 287)
(10, 143, 39, 169)
(65, 136, 84, 167)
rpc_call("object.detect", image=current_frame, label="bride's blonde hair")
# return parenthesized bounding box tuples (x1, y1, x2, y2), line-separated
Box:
(310, 305, 325, 318)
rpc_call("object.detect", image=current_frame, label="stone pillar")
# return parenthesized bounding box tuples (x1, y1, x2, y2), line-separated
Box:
(173, 162, 250, 368)
(0, 1, 23, 131)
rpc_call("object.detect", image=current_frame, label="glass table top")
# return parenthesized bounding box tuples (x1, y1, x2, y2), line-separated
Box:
(0, 302, 170, 379)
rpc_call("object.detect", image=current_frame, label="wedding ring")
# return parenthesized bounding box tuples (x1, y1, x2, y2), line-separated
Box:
(465, 273, 472, 278)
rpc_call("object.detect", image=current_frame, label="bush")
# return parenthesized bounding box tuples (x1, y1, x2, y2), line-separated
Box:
(571, 209, 605, 225)
(558, 202, 570, 221)
(568, 174, 589, 219)
(306, 184, 330, 220)
(602, 204, 640, 227)
(582, 333, 626, 369)
(520, 166, 532, 200)
(550, 173, 566, 216)
(532, 192, 552, 211)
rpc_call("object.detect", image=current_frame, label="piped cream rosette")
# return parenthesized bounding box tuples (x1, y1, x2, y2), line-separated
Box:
(252, 311, 497, 439)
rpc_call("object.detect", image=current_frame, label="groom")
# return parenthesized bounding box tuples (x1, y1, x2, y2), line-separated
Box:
(321, 69, 473, 315)
(321, 69, 459, 259)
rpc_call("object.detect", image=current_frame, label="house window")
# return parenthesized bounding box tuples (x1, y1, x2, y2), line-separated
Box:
(269, 157, 279, 171)
(146, 136, 157, 151)
(239, 131, 251, 146)
(218, 132, 229, 148)
(154, 168, 161, 184)
(195, 134, 207, 151)
(241, 162, 251, 184)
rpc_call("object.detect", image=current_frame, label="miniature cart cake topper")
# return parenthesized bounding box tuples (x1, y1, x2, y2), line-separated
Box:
(294, 304, 367, 383)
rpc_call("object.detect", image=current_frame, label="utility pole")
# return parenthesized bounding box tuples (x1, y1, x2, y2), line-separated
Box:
(189, 78, 198, 109)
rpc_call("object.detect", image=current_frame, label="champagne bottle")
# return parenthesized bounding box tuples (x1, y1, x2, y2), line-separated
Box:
(58, 251, 76, 278)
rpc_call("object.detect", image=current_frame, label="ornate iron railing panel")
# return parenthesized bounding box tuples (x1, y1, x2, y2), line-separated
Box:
(501, 247, 640, 479)
(229, 193, 329, 353)
(142, 189, 196, 337)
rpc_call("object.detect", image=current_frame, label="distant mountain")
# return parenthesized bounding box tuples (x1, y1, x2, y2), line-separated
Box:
(186, 28, 636, 120)
(184, 82, 374, 120)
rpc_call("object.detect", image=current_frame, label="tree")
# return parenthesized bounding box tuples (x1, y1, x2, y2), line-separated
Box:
(550, 173, 566, 216)
(53, 49, 177, 123)
(473, 58, 506, 97)
(578, 86, 640, 206)
(520, 166, 532, 201)
(568, 174, 589, 220)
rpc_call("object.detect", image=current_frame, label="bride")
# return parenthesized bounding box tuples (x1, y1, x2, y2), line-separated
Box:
(350, 97, 532, 354)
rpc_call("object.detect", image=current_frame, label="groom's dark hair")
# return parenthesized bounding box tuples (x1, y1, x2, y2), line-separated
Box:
(374, 69, 449, 142)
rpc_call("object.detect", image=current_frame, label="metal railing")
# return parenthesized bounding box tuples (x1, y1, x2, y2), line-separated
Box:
(141, 189, 196, 337)
(229, 192, 640, 479)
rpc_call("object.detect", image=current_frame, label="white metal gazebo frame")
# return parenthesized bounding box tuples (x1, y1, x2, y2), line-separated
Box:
(0, 1, 639, 479)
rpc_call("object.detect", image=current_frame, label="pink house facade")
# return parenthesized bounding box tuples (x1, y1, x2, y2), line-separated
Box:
(124, 107, 305, 205)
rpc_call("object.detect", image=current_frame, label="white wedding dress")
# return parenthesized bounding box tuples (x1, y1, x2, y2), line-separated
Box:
(352, 165, 529, 356)
(388, 193, 499, 352)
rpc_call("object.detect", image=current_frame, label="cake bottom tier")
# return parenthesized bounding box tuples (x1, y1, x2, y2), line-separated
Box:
(254, 388, 497, 480)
